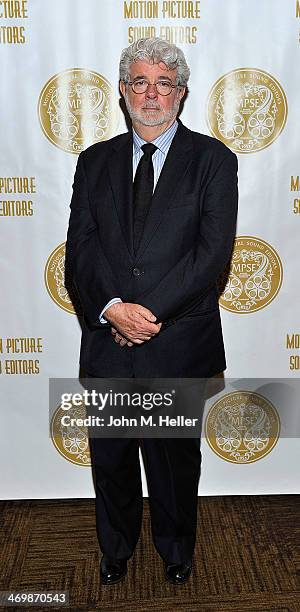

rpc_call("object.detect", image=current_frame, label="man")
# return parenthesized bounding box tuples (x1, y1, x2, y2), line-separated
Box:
(66, 37, 238, 585)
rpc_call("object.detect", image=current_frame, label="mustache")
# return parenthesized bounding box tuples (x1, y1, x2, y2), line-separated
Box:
(142, 103, 162, 110)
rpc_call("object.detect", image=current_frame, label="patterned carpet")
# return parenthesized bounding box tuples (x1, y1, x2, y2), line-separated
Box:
(0, 495, 299, 611)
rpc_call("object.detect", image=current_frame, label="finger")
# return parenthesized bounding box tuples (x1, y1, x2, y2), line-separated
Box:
(128, 327, 157, 339)
(136, 320, 161, 334)
(114, 331, 130, 347)
(136, 333, 153, 341)
(136, 306, 157, 322)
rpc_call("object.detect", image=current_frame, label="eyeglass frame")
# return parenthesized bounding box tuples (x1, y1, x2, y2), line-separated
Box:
(125, 78, 180, 96)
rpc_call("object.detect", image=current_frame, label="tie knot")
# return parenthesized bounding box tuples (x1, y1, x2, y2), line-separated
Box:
(141, 143, 157, 158)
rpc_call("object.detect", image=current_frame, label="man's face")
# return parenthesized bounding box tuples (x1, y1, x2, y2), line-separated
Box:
(120, 60, 185, 128)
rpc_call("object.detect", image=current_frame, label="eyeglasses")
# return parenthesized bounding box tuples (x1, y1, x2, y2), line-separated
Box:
(126, 79, 178, 96)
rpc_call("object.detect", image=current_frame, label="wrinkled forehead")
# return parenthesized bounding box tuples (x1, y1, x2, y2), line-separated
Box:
(128, 60, 177, 80)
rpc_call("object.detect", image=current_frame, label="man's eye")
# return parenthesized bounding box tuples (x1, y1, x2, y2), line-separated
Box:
(134, 80, 147, 86)
(159, 81, 171, 88)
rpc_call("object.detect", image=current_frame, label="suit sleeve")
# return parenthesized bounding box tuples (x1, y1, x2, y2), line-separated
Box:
(65, 151, 121, 328)
(136, 151, 238, 322)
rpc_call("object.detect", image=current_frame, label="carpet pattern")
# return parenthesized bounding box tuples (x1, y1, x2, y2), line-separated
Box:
(0, 495, 299, 611)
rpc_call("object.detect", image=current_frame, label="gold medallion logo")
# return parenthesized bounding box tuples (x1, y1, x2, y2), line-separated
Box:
(219, 236, 283, 314)
(44, 242, 81, 314)
(38, 68, 118, 154)
(205, 391, 280, 463)
(51, 400, 91, 466)
(206, 68, 287, 153)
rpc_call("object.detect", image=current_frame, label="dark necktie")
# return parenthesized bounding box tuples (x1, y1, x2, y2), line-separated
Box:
(133, 142, 157, 254)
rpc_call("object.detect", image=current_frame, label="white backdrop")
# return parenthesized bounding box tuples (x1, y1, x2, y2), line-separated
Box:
(0, 0, 299, 499)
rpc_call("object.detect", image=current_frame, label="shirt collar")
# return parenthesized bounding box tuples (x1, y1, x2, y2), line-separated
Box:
(132, 120, 178, 155)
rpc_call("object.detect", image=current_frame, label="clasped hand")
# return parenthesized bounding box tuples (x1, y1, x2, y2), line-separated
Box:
(104, 302, 162, 348)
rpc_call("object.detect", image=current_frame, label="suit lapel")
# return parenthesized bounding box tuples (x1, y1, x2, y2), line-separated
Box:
(135, 121, 194, 261)
(108, 132, 134, 260)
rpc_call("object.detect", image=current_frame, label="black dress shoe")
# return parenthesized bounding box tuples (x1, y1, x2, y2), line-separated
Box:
(164, 560, 192, 585)
(100, 555, 128, 585)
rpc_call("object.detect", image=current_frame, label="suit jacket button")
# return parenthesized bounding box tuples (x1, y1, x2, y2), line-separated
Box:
(133, 267, 142, 277)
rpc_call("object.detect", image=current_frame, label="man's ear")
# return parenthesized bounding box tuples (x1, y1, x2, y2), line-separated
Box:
(178, 86, 186, 100)
(119, 80, 126, 97)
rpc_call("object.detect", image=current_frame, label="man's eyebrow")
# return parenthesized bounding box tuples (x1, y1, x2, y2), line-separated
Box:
(132, 75, 172, 81)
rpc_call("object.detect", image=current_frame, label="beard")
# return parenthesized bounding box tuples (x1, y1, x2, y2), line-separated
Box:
(124, 92, 181, 127)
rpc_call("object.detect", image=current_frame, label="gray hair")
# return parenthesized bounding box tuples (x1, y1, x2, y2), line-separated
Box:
(119, 37, 190, 87)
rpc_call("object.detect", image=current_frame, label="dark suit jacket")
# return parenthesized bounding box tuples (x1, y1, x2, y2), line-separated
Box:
(65, 119, 238, 378)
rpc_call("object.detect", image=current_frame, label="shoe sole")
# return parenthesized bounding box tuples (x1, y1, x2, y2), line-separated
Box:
(164, 568, 192, 585)
(100, 572, 127, 586)
(165, 576, 191, 585)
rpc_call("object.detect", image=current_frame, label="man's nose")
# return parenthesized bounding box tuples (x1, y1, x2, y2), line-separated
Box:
(145, 84, 158, 98)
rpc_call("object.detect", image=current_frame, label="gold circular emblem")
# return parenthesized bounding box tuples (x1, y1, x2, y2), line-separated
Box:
(38, 68, 118, 154)
(206, 68, 287, 153)
(44, 242, 81, 314)
(219, 236, 283, 314)
(205, 391, 280, 463)
(51, 400, 91, 466)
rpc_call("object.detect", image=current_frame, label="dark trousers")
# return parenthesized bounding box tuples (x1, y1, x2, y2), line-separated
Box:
(88, 435, 202, 564)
